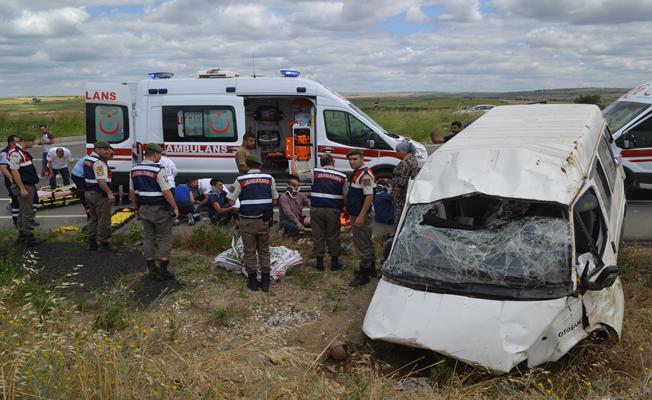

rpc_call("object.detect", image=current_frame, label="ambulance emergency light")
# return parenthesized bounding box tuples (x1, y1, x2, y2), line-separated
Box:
(280, 69, 300, 78)
(148, 72, 174, 80)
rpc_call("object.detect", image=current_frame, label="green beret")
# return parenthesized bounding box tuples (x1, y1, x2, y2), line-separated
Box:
(19, 132, 36, 141)
(94, 141, 112, 149)
(346, 148, 364, 157)
(246, 153, 262, 165)
(146, 143, 163, 153)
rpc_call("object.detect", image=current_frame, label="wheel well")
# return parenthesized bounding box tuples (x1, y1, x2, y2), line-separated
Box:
(372, 165, 395, 180)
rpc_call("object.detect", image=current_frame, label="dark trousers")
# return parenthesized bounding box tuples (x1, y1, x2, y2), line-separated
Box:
(41, 152, 48, 176)
(310, 208, 341, 257)
(49, 167, 70, 189)
(4, 178, 18, 225)
(71, 174, 89, 211)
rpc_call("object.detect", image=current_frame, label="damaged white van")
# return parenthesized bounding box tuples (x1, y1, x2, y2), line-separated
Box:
(363, 104, 626, 374)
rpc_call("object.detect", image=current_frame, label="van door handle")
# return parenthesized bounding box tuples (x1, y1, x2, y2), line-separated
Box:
(323, 147, 333, 153)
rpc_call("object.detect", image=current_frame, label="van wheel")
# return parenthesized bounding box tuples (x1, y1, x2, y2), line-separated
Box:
(624, 169, 638, 198)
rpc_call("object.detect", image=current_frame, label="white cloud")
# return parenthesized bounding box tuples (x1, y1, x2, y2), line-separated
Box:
(491, 0, 652, 24)
(404, 6, 430, 24)
(1, 0, 652, 96)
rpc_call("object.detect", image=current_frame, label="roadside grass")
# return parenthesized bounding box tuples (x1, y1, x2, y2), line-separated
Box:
(0, 224, 649, 398)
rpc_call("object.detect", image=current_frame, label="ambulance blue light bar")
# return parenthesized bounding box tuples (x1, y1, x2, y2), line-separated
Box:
(148, 72, 174, 80)
(280, 69, 300, 78)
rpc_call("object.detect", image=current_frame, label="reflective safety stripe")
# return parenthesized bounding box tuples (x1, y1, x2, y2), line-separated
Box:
(311, 192, 344, 199)
(134, 191, 164, 196)
(19, 161, 33, 166)
(133, 165, 163, 172)
(350, 183, 363, 188)
(240, 199, 273, 205)
(85, 179, 112, 183)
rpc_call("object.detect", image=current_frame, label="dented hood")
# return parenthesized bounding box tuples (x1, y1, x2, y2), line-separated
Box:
(363, 279, 588, 374)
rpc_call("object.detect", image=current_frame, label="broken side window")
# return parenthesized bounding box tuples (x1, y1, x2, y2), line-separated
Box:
(382, 195, 573, 300)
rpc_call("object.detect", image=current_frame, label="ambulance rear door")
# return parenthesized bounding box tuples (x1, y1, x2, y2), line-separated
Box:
(145, 91, 245, 182)
(84, 83, 134, 188)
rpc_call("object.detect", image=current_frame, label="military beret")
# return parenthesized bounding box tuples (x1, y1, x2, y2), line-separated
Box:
(94, 141, 112, 149)
(146, 143, 163, 153)
(19, 132, 36, 141)
(246, 153, 262, 165)
(346, 148, 364, 157)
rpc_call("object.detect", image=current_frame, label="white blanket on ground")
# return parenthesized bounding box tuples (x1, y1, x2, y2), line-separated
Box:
(214, 237, 303, 281)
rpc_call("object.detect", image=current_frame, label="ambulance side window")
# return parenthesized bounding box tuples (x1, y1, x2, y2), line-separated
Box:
(162, 106, 237, 142)
(85, 104, 129, 144)
(324, 110, 374, 147)
(627, 116, 652, 148)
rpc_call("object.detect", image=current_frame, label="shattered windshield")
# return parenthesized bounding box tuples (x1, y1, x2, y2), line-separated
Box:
(383, 196, 572, 299)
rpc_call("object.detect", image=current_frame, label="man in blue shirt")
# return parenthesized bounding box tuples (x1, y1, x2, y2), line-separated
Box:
(373, 179, 394, 224)
(173, 177, 201, 225)
(71, 155, 90, 218)
(207, 178, 237, 225)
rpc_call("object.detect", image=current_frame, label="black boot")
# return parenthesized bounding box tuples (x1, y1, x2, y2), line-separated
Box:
(247, 273, 260, 291)
(156, 260, 175, 281)
(88, 239, 98, 251)
(98, 242, 114, 252)
(348, 266, 371, 287)
(315, 256, 325, 271)
(368, 261, 378, 278)
(260, 272, 271, 293)
(24, 234, 46, 247)
(331, 256, 342, 271)
(146, 259, 159, 279)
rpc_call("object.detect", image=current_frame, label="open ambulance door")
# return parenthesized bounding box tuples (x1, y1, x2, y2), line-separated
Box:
(84, 83, 134, 192)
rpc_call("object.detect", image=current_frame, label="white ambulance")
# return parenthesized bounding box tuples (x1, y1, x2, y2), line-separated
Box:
(603, 81, 652, 195)
(84, 71, 429, 193)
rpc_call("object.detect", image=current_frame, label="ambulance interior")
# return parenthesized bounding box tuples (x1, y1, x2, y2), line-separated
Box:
(243, 97, 315, 176)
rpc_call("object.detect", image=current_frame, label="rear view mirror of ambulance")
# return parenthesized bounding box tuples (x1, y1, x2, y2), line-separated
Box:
(84, 83, 134, 184)
(603, 81, 652, 194)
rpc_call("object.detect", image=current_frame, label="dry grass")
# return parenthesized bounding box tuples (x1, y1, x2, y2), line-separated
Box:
(0, 235, 649, 399)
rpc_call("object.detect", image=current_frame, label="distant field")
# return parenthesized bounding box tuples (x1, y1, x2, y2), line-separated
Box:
(0, 96, 85, 139)
(0, 89, 621, 143)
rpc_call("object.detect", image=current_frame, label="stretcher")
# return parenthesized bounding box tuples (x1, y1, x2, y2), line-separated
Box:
(36, 184, 80, 209)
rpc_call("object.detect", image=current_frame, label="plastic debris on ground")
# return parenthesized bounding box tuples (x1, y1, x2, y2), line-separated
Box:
(264, 311, 316, 327)
(214, 236, 303, 281)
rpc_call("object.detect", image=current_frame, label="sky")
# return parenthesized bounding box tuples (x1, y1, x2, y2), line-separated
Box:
(2, 0, 652, 96)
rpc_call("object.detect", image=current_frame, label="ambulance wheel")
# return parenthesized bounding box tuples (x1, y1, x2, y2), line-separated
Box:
(373, 169, 393, 182)
(624, 168, 637, 198)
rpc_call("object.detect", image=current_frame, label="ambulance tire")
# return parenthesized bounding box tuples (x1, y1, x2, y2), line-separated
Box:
(623, 168, 637, 198)
(372, 168, 393, 182)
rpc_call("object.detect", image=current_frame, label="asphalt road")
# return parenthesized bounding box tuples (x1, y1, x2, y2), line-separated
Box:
(1, 139, 651, 242)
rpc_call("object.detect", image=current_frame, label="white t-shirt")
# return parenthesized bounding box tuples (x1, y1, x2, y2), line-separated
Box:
(198, 178, 212, 196)
(41, 132, 55, 152)
(158, 156, 177, 188)
(47, 147, 73, 170)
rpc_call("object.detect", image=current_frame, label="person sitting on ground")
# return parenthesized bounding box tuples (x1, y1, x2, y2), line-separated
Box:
(431, 121, 463, 144)
(46, 146, 73, 189)
(207, 178, 239, 225)
(173, 177, 201, 225)
(374, 179, 395, 224)
(279, 177, 311, 236)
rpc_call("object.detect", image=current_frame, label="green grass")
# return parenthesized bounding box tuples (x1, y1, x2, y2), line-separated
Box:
(0, 96, 85, 140)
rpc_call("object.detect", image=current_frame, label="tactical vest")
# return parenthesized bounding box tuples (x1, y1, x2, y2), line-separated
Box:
(311, 167, 346, 209)
(131, 163, 165, 205)
(237, 172, 273, 217)
(7, 146, 39, 185)
(347, 167, 375, 217)
(84, 155, 112, 192)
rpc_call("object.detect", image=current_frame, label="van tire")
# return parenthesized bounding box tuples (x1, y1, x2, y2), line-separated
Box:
(624, 168, 638, 198)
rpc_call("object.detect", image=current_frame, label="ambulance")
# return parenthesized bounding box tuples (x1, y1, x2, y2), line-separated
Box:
(84, 70, 429, 194)
(603, 81, 652, 195)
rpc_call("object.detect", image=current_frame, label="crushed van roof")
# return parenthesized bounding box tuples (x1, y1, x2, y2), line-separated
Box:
(410, 104, 605, 205)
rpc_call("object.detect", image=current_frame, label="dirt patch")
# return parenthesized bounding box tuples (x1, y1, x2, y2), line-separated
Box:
(25, 242, 145, 293)
(130, 275, 182, 306)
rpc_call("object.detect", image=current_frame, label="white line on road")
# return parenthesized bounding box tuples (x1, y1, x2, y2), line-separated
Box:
(0, 215, 86, 219)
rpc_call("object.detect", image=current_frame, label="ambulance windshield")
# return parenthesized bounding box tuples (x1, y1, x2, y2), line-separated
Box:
(348, 103, 388, 135)
(604, 101, 649, 133)
(382, 195, 573, 300)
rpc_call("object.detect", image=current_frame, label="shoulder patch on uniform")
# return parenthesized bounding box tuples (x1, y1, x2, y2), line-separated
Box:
(96, 165, 105, 176)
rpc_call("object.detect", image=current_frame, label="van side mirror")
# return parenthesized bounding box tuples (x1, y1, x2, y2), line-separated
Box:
(581, 265, 619, 292)
(366, 139, 375, 148)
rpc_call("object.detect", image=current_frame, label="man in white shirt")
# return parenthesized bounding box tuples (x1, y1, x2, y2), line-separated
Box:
(47, 146, 73, 189)
(158, 153, 178, 192)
